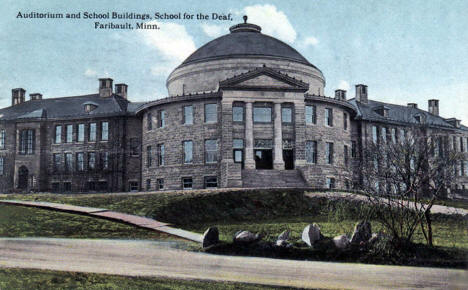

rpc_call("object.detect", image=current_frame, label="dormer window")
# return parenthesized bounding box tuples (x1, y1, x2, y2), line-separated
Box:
(414, 115, 421, 123)
(83, 101, 99, 113)
(374, 105, 389, 117)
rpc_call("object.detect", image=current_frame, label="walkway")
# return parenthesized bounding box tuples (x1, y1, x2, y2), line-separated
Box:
(1, 238, 466, 289)
(0, 199, 202, 243)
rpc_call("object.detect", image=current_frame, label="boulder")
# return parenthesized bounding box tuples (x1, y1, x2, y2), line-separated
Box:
(277, 230, 291, 241)
(202, 227, 219, 248)
(233, 230, 262, 244)
(333, 235, 350, 249)
(350, 221, 372, 245)
(301, 224, 322, 247)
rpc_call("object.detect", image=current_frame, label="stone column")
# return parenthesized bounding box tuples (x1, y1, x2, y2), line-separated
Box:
(244, 101, 255, 169)
(273, 102, 285, 170)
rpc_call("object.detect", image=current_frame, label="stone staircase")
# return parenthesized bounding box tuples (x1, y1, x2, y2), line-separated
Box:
(241, 169, 309, 188)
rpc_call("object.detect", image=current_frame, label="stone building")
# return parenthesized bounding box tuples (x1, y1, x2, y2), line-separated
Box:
(0, 18, 467, 194)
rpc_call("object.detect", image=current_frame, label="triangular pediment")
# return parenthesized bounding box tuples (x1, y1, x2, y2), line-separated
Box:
(219, 66, 309, 92)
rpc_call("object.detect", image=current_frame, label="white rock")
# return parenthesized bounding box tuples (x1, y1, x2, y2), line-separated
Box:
(301, 224, 321, 247)
(333, 235, 350, 249)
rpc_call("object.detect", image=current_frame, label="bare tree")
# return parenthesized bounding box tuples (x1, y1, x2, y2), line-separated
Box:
(357, 125, 461, 246)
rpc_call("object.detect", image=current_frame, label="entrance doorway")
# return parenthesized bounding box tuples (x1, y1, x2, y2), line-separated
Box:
(283, 149, 294, 170)
(255, 149, 273, 169)
(18, 166, 29, 190)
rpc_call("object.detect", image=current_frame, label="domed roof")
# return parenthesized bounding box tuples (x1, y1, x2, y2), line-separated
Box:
(180, 18, 313, 68)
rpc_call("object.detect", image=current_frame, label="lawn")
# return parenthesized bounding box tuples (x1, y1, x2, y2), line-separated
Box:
(0, 268, 293, 290)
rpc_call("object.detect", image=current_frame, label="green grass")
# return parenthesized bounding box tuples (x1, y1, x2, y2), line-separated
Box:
(0, 268, 294, 290)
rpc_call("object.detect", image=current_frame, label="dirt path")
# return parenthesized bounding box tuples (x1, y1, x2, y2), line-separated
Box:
(0, 238, 466, 289)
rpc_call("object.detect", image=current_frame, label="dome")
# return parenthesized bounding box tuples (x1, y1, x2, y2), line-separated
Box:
(179, 20, 313, 68)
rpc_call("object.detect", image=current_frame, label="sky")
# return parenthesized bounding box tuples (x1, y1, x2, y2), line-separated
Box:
(1, 0, 467, 123)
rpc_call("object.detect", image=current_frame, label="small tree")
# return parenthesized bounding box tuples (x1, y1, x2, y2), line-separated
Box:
(358, 125, 461, 246)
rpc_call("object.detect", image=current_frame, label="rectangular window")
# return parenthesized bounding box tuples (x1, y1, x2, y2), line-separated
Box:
(381, 127, 387, 143)
(159, 110, 166, 128)
(78, 124, 85, 142)
(326, 142, 334, 164)
(183, 105, 193, 125)
(182, 177, 193, 189)
(391, 128, 397, 143)
(101, 122, 109, 141)
(98, 181, 108, 192)
(183, 141, 193, 164)
(233, 138, 244, 164)
(344, 145, 349, 167)
(253, 107, 272, 123)
(101, 152, 109, 170)
(157, 144, 165, 166)
(53, 153, 61, 173)
(326, 177, 336, 189)
(19, 129, 35, 155)
(51, 182, 60, 193)
(343, 113, 348, 130)
(205, 139, 218, 163)
(0, 157, 4, 175)
(130, 138, 139, 156)
(64, 182, 72, 192)
(146, 179, 151, 191)
(325, 108, 333, 126)
(147, 113, 153, 130)
(204, 103, 217, 123)
(204, 176, 218, 188)
(157, 178, 164, 190)
(465, 160, 468, 176)
(65, 153, 73, 173)
(305, 105, 317, 124)
(0, 129, 6, 149)
(55, 125, 62, 144)
(306, 141, 318, 164)
(233, 105, 244, 122)
(89, 123, 97, 142)
(460, 137, 464, 152)
(372, 126, 378, 144)
(88, 152, 96, 170)
(351, 141, 357, 158)
(129, 181, 139, 191)
(282, 107, 292, 123)
(76, 153, 84, 171)
(65, 125, 73, 143)
(147, 146, 152, 167)
(459, 161, 464, 177)
(453, 136, 457, 151)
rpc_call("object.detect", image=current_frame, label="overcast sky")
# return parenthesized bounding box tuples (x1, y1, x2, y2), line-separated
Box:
(1, 0, 467, 123)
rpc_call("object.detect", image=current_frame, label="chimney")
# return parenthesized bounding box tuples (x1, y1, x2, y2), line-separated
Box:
(335, 89, 347, 100)
(30, 93, 42, 101)
(99, 78, 113, 97)
(407, 103, 418, 109)
(11, 88, 26, 106)
(428, 99, 439, 116)
(115, 83, 128, 99)
(355, 84, 368, 103)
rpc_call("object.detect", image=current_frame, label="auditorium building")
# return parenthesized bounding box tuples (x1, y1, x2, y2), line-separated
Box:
(0, 18, 467, 193)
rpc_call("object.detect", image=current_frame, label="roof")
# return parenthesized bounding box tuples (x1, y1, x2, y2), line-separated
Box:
(179, 22, 315, 69)
(0, 94, 147, 121)
(349, 98, 466, 130)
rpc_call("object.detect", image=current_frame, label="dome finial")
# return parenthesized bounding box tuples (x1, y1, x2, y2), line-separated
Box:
(243, 15, 248, 23)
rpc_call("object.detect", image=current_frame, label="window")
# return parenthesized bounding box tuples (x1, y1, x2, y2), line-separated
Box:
(53, 153, 61, 173)
(76, 153, 84, 171)
(205, 139, 218, 163)
(351, 141, 357, 158)
(233, 105, 244, 122)
(101, 122, 109, 141)
(19, 129, 35, 155)
(55, 125, 62, 144)
(0, 157, 4, 175)
(101, 152, 109, 170)
(414, 115, 421, 123)
(66, 125, 73, 143)
(88, 152, 96, 170)
(146, 179, 151, 191)
(465, 160, 468, 176)
(89, 123, 97, 142)
(204, 103, 217, 123)
(326, 142, 334, 164)
(183, 141, 193, 164)
(77, 124, 85, 142)
(158, 110, 166, 128)
(460, 137, 464, 152)
(306, 141, 318, 164)
(325, 108, 333, 126)
(381, 127, 387, 143)
(343, 113, 348, 130)
(182, 177, 193, 189)
(157, 144, 165, 166)
(146, 146, 152, 167)
(147, 113, 153, 130)
(64, 182, 72, 192)
(253, 107, 272, 123)
(326, 177, 336, 189)
(87, 181, 96, 191)
(305, 105, 317, 124)
(233, 139, 244, 164)
(282, 107, 292, 123)
(51, 182, 60, 192)
(65, 153, 73, 173)
(459, 161, 464, 177)
(157, 178, 164, 190)
(391, 128, 397, 143)
(453, 136, 457, 151)
(204, 176, 218, 188)
(183, 105, 193, 125)
(344, 145, 349, 167)
(466, 137, 468, 152)
(98, 181, 108, 192)
(130, 138, 139, 156)
(372, 126, 378, 144)
(0, 129, 5, 149)
(129, 181, 139, 192)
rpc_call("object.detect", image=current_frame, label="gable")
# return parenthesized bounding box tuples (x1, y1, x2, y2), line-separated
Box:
(236, 74, 299, 88)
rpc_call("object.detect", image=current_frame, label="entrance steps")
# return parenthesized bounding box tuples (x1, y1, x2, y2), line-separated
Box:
(241, 169, 308, 188)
